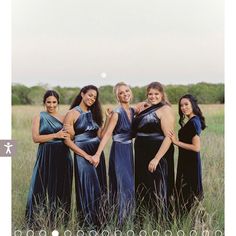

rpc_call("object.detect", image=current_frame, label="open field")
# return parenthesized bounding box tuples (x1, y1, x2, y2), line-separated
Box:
(12, 104, 224, 235)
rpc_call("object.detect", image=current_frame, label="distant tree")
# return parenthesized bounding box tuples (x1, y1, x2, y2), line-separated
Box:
(12, 84, 31, 105)
(12, 94, 21, 105)
(99, 85, 116, 104)
(53, 86, 80, 104)
(188, 82, 224, 104)
(165, 85, 189, 104)
(12, 82, 224, 105)
(27, 86, 47, 105)
(132, 86, 146, 103)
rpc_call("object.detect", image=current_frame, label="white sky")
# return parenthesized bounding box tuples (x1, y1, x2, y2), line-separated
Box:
(12, 0, 224, 87)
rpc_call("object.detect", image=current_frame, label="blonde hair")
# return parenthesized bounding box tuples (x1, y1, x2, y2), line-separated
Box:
(147, 82, 171, 106)
(113, 82, 133, 103)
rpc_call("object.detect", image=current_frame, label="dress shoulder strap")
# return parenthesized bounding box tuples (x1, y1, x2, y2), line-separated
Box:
(75, 105, 83, 113)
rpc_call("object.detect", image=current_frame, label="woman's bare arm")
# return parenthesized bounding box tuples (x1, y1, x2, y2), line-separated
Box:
(32, 115, 68, 143)
(63, 110, 93, 163)
(148, 106, 175, 173)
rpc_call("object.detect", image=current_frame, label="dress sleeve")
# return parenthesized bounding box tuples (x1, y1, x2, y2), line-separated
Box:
(113, 107, 121, 114)
(189, 117, 202, 138)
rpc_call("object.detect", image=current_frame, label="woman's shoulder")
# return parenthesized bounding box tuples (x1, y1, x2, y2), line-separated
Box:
(190, 115, 201, 126)
(33, 113, 41, 122)
(189, 116, 202, 134)
(64, 108, 81, 122)
(157, 104, 174, 117)
(113, 106, 122, 114)
(66, 107, 81, 115)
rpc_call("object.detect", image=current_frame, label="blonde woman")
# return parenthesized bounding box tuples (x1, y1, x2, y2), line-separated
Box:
(92, 82, 135, 225)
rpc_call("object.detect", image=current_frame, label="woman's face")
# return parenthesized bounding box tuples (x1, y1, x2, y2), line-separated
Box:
(116, 85, 132, 104)
(180, 98, 194, 117)
(81, 89, 97, 107)
(44, 96, 58, 113)
(147, 88, 163, 105)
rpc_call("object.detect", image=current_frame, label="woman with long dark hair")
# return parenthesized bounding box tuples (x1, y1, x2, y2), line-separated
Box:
(25, 90, 73, 228)
(132, 82, 175, 221)
(168, 94, 206, 216)
(63, 85, 107, 227)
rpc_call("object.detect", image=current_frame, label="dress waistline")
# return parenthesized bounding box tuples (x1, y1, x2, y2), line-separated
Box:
(136, 132, 165, 141)
(74, 131, 99, 143)
(113, 133, 132, 144)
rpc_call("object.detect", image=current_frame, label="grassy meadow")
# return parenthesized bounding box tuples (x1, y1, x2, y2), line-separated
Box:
(12, 104, 224, 235)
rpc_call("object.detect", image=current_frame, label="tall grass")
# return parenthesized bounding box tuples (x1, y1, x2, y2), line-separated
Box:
(12, 104, 224, 235)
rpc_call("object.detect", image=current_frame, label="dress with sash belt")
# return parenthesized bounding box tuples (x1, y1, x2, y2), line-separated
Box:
(132, 103, 174, 220)
(109, 107, 135, 225)
(73, 106, 107, 227)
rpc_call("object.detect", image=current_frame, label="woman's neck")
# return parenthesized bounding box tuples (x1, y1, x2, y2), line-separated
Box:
(47, 111, 58, 115)
(120, 102, 130, 110)
(187, 113, 195, 119)
(79, 102, 89, 112)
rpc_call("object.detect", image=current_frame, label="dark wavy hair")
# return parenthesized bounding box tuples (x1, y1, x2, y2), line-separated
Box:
(70, 85, 103, 127)
(178, 94, 206, 130)
(43, 90, 60, 104)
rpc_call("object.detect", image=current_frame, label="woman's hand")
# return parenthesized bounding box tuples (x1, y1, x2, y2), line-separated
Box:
(168, 130, 178, 144)
(91, 153, 100, 168)
(63, 124, 75, 136)
(148, 158, 160, 173)
(83, 153, 93, 164)
(55, 129, 69, 139)
(105, 108, 113, 119)
(135, 102, 150, 114)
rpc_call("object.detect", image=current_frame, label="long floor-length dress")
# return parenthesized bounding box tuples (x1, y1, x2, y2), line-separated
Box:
(175, 115, 203, 215)
(26, 112, 73, 227)
(132, 103, 174, 219)
(109, 107, 135, 225)
(73, 106, 107, 227)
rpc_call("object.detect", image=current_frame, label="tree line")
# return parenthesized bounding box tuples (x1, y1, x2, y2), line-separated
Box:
(12, 82, 224, 105)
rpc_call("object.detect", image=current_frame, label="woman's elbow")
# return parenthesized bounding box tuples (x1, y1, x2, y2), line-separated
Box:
(193, 146, 200, 152)
(32, 136, 39, 143)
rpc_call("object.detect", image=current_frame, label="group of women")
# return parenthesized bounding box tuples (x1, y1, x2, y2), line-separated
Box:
(25, 81, 206, 229)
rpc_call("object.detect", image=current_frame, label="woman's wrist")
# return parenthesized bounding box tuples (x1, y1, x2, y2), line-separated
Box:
(174, 140, 180, 146)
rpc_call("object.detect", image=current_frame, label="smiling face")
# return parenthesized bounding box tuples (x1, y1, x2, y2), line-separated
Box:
(147, 88, 163, 105)
(180, 98, 194, 117)
(116, 85, 132, 104)
(44, 96, 58, 114)
(81, 89, 97, 107)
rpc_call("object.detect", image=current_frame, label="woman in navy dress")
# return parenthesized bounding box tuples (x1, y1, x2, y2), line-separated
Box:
(92, 82, 135, 226)
(63, 85, 107, 227)
(132, 82, 175, 221)
(25, 90, 73, 228)
(168, 94, 206, 216)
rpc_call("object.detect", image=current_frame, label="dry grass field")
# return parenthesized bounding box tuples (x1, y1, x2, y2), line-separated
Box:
(12, 104, 224, 235)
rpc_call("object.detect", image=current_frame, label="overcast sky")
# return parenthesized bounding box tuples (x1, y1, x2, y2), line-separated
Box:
(12, 0, 224, 87)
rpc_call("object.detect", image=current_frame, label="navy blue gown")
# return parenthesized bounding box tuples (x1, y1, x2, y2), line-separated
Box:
(26, 112, 73, 227)
(109, 107, 135, 225)
(132, 103, 174, 220)
(73, 106, 107, 227)
(175, 115, 203, 215)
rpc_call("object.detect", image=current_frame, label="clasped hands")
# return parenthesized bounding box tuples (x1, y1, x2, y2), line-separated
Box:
(84, 153, 100, 168)
(56, 129, 70, 139)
